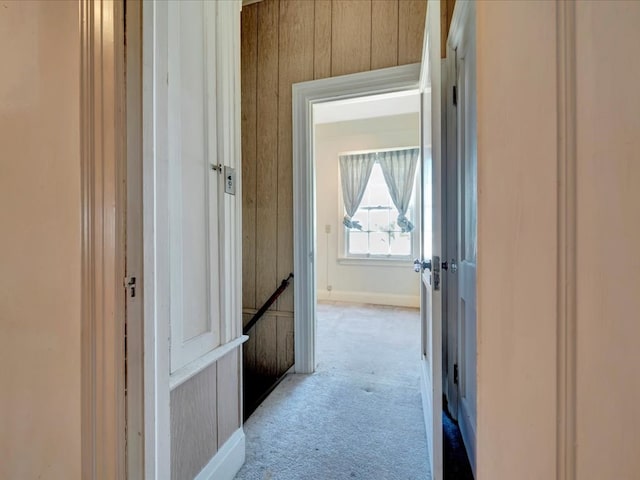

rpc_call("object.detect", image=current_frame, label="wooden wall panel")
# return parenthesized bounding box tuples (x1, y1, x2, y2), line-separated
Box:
(277, 0, 314, 312)
(331, 0, 372, 76)
(171, 364, 217, 480)
(314, 0, 332, 79)
(398, 0, 427, 65)
(441, 0, 456, 58)
(255, 313, 278, 378)
(217, 349, 240, 447)
(372, 0, 399, 70)
(255, 0, 279, 307)
(241, 5, 258, 309)
(240, 0, 426, 394)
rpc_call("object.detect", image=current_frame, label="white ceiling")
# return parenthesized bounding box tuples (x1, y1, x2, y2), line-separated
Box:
(313, 89, 420, 125)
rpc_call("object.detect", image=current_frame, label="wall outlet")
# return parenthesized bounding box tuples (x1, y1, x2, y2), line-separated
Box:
(327, 285, 333, 292)
(325, 224, 331, 234)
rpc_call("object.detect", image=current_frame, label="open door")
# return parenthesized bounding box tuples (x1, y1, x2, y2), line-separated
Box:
(417, 1, 444, 479)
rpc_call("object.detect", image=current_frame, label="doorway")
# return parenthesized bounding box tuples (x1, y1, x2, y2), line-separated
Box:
(292, 63, 422, 374)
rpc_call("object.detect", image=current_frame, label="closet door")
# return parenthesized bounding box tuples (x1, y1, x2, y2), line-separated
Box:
(167, 0, 222, 373)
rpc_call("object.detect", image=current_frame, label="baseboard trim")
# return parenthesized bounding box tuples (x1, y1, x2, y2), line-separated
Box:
(419, 357, 434, 476)
(195, 428, 245, 480)
(317, 290, 420, 308)
(458, 397, 477, 476)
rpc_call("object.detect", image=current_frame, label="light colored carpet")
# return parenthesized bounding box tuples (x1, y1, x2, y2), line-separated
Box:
(234, 302, 430, 480)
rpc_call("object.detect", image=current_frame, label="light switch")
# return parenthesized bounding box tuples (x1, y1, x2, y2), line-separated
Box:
(224, 166, 236, 195)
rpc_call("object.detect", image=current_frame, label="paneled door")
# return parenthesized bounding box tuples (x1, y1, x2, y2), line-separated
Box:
(452, 2, 478, 473)
(417, 1, 443, 478)
(166, 0, 223, 373)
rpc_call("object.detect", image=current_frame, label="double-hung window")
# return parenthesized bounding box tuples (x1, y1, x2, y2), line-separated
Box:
(340, 148, 419, 260)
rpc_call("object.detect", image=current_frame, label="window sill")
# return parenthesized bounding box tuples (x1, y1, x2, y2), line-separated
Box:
(337, 256, 413, 267)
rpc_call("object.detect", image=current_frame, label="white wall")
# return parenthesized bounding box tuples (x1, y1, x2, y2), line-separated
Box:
(0, 2, 81, 478)
(315, 113, 420, 307)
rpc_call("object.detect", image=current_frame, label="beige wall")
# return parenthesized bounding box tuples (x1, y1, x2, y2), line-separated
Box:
(574, 2, 640, 477)
(475, 1, 640, 479)
(0, 1, 81, 478)
(315, 114, 420, 307)
(476, 2, 559, 477)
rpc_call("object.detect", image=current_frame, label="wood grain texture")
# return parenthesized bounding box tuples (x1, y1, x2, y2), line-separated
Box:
(371, 0, 399, 69)
(170, 364, 217, 480)
(277, 0, 314, 312)
(314, 0, 332, 79)
(255, 0, 279, 307)
(441, 0, 456, 58)
(276, 316, 295, 374)
(241, 4, 258, 310)
(331, 0, 372, 76)
(255, 314, 279, 378)
(217, 349, 240, 448)
(398, 0, 426, 65)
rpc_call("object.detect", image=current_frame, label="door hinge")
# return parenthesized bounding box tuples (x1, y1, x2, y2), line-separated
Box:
(452, 85, 457, 106)
(453, 363, 459, 385)
(124, 276, 137, 298)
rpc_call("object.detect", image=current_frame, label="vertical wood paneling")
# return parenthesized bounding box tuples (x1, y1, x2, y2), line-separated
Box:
(170, 364, 217, 480)
(255, 0, 279, 306)
(314, 0, 332, 79)
(277, 0, 314, 312)
(441, 0, 455, 58)
(277, 316, 295, 374)
(241, 5, 258, 309)
(371, 0, 399, 69)
(255, 314, 278, 377)
(217, 349, 240, 447)
(331, 0, 372, 76)
(398, 0, 427, 65)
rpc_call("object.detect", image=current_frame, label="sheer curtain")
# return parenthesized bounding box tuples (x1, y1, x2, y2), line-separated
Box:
(339, 153, 376, 230)
(378, 148, 419, 232)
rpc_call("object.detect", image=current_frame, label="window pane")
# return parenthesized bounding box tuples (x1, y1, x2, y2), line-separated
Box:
(368, 183, 391, 207)
(369, 209, 390, 232)
(348, 231, 368, 254)
(369, 232, 389, 255)
(351, 210, 369, 231)
(390, 232, 411, 256)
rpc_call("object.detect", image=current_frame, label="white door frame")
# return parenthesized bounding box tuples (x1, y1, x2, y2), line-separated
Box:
(80, 0, 127, 477)
(292, 64, 421, 373)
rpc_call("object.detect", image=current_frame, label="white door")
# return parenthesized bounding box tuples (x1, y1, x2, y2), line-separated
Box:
(418, 1, 443, 478)
(454, 10, 478, 474)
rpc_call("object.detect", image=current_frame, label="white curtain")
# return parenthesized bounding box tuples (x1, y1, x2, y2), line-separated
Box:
(339, 153, 376, 230)
(378, 148, 419, 232)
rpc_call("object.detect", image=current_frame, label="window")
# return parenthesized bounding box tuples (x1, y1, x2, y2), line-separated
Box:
(345, 163, 415, 258)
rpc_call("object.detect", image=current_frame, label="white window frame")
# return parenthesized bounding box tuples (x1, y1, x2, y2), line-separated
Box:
(337, 150, 420, 265)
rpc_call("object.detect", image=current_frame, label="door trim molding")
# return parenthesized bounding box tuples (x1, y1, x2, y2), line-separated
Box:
(292, 63, 421, 373)
(80, 0, 127, 478)
(556, 2, 577, 479)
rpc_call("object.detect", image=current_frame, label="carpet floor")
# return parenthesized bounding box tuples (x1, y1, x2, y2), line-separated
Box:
(234, 302, 430, 480)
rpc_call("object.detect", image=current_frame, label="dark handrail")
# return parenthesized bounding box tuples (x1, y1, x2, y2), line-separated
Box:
(243, 273, 294, 335)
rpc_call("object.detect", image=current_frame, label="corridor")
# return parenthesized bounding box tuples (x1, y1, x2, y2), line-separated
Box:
(235, 302, 429, 480)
